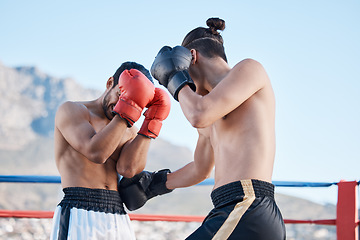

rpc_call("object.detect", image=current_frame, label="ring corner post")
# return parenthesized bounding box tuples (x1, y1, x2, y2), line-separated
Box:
(336, 180, 359, 240)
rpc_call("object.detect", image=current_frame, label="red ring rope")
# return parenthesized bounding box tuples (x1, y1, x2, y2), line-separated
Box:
(0, 210, 344, 225)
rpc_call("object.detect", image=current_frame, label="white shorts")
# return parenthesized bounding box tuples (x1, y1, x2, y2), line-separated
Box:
(50, 187, 136, 240)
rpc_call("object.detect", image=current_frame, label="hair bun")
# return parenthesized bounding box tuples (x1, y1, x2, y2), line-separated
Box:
(206, 17, 225, 34)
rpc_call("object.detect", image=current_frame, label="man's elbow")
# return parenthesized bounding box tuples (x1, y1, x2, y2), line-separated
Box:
(117, 165, 143, 178)
(188, 103, 211, 128)
(190, 118, 205, 128)
(119, 170, 137, 179)
(189, 113, 210, 128)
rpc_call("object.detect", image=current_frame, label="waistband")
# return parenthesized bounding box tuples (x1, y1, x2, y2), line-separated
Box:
(211, 179, 275, 208)
(58, 187, 125, 214)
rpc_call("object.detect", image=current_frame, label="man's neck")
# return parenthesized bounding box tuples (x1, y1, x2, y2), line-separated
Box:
(200, 57, 231, 91)
(85, 96, 107, 119)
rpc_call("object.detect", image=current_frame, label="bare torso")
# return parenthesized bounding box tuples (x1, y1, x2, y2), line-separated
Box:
(54, 101, 132, 191)
(212, 86, 275, 189)
(167, 58, 276, 191)
(200, 61, 276, 189)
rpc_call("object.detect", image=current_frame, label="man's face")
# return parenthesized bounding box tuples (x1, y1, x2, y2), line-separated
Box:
(102, 86, 120, 120)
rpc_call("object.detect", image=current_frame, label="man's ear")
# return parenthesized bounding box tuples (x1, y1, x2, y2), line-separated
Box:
(106, 77, 114, 89)
(190, 49, 197, 64)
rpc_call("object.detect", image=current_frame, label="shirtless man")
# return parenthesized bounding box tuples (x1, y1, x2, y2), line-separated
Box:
(120, 18, 286, 239)
(50, 62, 171, 240)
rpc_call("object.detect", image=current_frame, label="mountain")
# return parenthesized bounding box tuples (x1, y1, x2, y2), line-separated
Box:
(0, 62, 101, 150)
(0, 62, 337, 239)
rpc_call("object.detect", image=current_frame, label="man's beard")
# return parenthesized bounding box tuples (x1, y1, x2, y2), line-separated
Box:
(102, 91, 114, 121)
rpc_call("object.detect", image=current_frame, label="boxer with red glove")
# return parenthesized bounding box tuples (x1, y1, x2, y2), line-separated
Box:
(112, 69, 155, 127)
(138, 88, 171, 139)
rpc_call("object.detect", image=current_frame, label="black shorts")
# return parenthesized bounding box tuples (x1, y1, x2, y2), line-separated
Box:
(186, 179, 286, 240)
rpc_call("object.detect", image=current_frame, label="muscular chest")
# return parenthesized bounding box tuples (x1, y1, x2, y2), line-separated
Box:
(208, 107, 244, 145)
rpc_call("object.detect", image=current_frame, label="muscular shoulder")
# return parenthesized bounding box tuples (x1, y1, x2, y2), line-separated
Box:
(56, 101, 89, 118)
(55, 101, 90, 128)
(233, 58, 266, 75)
(231, 58, 270, 87)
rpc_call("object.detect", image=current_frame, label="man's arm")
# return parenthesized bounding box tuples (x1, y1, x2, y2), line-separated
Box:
(116, 134, 152, 178)
(178, 58, 269, 128)
(55, 101, 128, 164)
(117, 128, 213, 211)
(166, 128, 214, 189)
(56, 69, 156, 165)
(117, 88, 171, 178)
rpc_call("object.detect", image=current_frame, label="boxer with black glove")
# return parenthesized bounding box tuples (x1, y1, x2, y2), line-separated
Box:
(151, 46, 196, 101)
(118, 169, 173, 211)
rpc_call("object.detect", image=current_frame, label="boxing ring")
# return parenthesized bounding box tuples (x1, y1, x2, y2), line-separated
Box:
(0, 175, 358, 239)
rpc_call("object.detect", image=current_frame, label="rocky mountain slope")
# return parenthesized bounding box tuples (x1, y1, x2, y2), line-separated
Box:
(0, 62, 100, 150)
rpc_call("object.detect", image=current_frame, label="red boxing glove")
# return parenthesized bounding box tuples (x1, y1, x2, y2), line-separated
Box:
(113, 69, 155, 127)
(138, 88, 171, 139)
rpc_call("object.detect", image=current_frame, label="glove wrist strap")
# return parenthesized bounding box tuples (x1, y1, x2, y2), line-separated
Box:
(168, 71, 196, 101)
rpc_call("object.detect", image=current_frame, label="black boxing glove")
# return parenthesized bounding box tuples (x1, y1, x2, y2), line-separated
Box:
(118, 169, 173, 211)
(150, 46, 196, 101)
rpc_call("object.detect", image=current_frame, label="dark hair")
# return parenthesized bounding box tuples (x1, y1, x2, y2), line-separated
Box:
(181, 18, 227, 62)
(112, 61, 153, 87)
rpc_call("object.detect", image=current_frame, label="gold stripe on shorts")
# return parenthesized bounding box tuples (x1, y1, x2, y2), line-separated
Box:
(212, 180, 256, 240)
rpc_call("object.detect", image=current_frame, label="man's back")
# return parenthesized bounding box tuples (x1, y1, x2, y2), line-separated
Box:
(207, 59, 276, 188)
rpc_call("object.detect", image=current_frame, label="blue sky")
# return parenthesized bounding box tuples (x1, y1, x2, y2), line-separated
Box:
(1, 0, 359, 204)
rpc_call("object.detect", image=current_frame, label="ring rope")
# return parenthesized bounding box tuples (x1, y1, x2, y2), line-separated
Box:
(0, 175, 339, 187)
(0, 210, 348, 225)
(0, 175, 355, 227)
